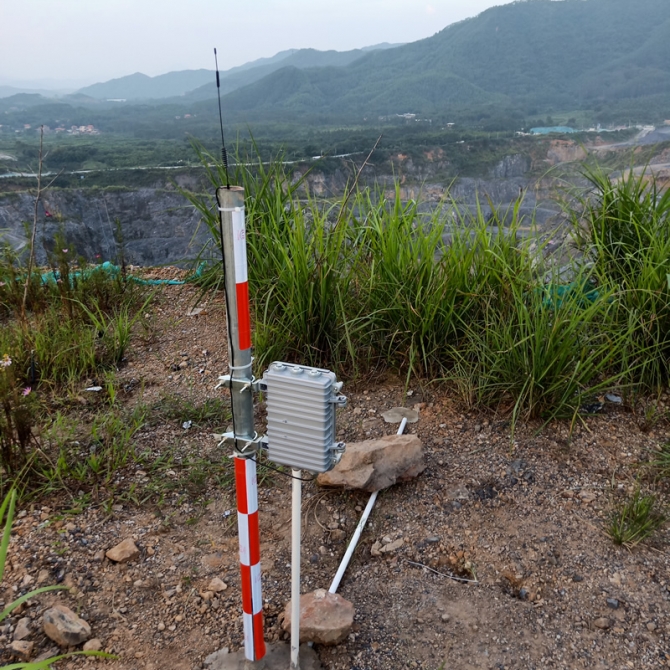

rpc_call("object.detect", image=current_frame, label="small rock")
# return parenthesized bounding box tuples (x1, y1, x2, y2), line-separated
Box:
(646, 621, 657, 632)
(157, 622, 165, 631)
(380, 407, 419, 424)
(34, 647, 59, 663)
(593, 617, 611, 630)
(37, 569, 51, 584)
(207, 578, 228, 593)
(426, 536, 440, 544)
(519, 588, 530, 601)
(572, 574, 583, 582)
(317, 434, 425, 492)
(578, 490, 597, 503)
(282, 589, 354, 645)
(203, 648, 231, 668)
(92, 550, 106, 562)
(370, 541, 382, 557)
(83, 638, 102, 652)
(13, 617, 31, 641)
(379, 538, 404, 553)
(330, 529, 346, 542)
(65, 522, 77, 532)
(9, 640, 34, 661)
(43, 605, 92, 647)
(106, 538, 140, 563)
(606, 598, 620, 609)
(441, 613, 451, 622)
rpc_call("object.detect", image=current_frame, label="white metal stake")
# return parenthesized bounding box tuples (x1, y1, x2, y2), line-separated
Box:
(290, 469, 302, 669)
(329, 417, 408, 594)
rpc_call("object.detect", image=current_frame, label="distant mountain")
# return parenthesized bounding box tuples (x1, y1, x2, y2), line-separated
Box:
(75, 43, 403, 102)
(77, 70, 215, 100)
(0, 86, 66, 99)
(183, 46, 402, 102)
(0, 93, 53, 113)
(215, 0, 670, 121)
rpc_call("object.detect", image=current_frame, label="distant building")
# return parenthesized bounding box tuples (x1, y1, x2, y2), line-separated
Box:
(530, 126, 576, 135)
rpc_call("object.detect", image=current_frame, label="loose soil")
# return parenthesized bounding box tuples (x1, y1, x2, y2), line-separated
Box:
(2, 278, 670, 670)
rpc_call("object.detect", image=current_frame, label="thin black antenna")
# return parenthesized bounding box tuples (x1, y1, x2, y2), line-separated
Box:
(214, 48, 230, 189)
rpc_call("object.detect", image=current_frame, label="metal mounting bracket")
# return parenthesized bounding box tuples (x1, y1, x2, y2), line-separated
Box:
(216, 375, 263, 394)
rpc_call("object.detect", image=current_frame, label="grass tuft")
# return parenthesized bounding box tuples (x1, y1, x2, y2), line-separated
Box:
(606, 489, 666, 547)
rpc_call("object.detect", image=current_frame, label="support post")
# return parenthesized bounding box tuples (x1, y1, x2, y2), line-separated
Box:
(290, 469, 302, 669)
(217, 186, 266, 663)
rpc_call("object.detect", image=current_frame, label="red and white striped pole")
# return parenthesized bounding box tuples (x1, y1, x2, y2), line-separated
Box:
(235, 456, 265, 661)
(217, 186, 266, 663)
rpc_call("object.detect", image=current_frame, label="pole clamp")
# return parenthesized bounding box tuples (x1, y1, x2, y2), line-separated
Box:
(216, 375, 263, 393)
(213, 431, 267, 455)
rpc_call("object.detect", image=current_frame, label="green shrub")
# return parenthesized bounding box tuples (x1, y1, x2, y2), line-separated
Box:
(573, 166, 670, 389)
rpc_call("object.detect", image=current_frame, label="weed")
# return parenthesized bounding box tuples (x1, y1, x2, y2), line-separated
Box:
(649, 442, 670, 479)
(150, 394, 231, 428)
(607, 488, 666, 547)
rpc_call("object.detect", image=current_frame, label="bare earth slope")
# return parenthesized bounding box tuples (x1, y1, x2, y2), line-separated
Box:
(2, 280, 669, 670)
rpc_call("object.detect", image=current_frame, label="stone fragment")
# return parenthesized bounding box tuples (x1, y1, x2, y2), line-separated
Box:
(330, 529, 346, 543)
(593, 617, 611, 630)
(9, 640, 34, 661)
(34, 647, 59, 663)
(606, 598, 620, 609)
(370, 541, 382, 557)
(106, 538, 140, 563)
(578, 490, 597, 503)
(379, 538, 404, 553)
(282, 589, 354, 645)
(43, 604, 92, 647)
(203, 644, 321, 670)
(317, 434, 425, 492)
(83, 638, 103, 652)
(207, 577, 228, 593)
(381, 407, 419, 424)
(37, 569, 51, 584)
(13, 617, 31, 641)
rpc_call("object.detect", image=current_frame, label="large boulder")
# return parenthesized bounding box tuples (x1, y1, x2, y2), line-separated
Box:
(282, 589, 354, 645)
(43, 605, 91, 647)
(317, 434, 425, 492)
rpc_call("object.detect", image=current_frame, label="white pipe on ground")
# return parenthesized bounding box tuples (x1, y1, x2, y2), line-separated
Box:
(290, 469, 302, 669)
(328, 417, 408, 594)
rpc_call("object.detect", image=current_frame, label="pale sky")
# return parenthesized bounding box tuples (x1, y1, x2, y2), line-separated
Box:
(0, 0, 504, 88)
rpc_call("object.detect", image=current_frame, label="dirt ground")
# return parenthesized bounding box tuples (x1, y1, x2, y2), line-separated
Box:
(2, 278, 670, 670)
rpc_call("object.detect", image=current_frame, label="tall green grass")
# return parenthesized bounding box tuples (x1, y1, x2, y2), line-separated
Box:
(185, 144, 646, 426)
(572, 166, 670, 390)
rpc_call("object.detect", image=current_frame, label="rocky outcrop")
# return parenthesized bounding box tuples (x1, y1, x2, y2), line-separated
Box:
(0, 188, 210, 266)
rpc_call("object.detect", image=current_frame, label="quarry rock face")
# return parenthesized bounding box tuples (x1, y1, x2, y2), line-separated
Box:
(0, 188, 209, 267)
(317, 434, 425, 492)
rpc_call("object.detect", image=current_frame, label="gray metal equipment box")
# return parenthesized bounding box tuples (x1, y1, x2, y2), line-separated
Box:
(261, 362, 346, 473)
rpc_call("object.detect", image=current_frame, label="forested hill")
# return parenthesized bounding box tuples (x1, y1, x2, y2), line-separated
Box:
(75, 44, 402, 101)
(218, 0, 670, 121)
